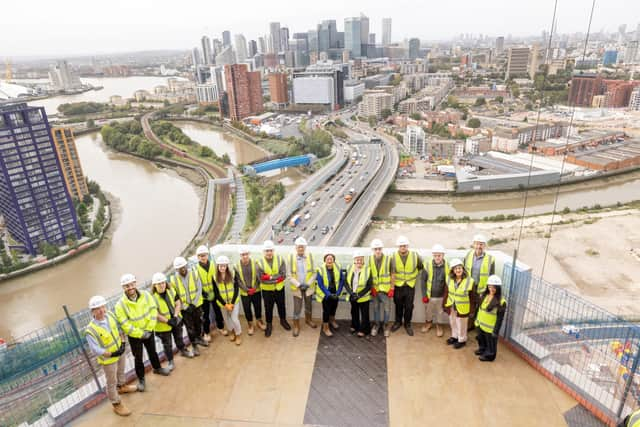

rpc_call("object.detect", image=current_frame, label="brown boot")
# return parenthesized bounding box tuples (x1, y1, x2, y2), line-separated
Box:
(257, 319, 267, 330)
(248, 321, 255, 336)
(421, 322, 433, 334)
(293, 319, 300, 337)
(329, 316, 339, 330)
(112, 402, 131, 416)
(305, 312, 318, 328)
(235, 334, 242, 345)
(117, 384, 137, 394)
(322, 322, 333, 337)
(229, 331, 236, 342)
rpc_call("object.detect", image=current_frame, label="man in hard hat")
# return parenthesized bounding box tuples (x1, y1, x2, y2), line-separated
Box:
(619, 407, 640, 427)
(420, 244, 449, 337)
(235, 247, 266, 335)
(288, 236, 317, 337)
(345, 250, 373, 337)
(464, 234, 495, 331)
(170, 257, 208, 356)
(369, 239, 392, 337)
(85, 295, 137, 416)
(257, 240, 291, 337)
(195, 245, 226, 341)
(115, 274, 170, 392)
(389, 235, 423, 336)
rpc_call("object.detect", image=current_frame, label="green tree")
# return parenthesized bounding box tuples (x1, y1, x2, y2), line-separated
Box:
(381, 109, 393, 119)
(221, 153, 231, 164)
(368, 116, 377, 127)
(474, 97, 486, 107)
(200, 146, 214, 157)
(39, 242, 60, 259)
(410, 112, 422, 121)
(66, 233, 77, 248)
(495, 96, 504, 103)
(86, 119, 95, 128)
(466, 118, 481, 128)
(77, 203, 88, 216)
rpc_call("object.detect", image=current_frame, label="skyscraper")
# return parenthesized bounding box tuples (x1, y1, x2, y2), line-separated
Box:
(201, 36, 213, 64)
(408, 38, 420, 59)
(248, 40, 258, 58)
(215, 46, 236, 66)
(495, 36, 505, 55)
(0, 103, 81, 255)
(258, 37, 267, 54)
(344, 17, 362, 58)
(222, 30, 231, 47)
(235, 34, 248, 63)
(191, 47, 202, 67)
(359, 13, 370, 57)
(307, 29, 319, 52)
(382, 18, 392, 46)
(318, 20, 337, 52)
(48, 60, 82, 91)
(269, 22, 281, 53)
(51, 128, 89, 201)
(280, 27, 290, 52)
(224, 64, 264, 121)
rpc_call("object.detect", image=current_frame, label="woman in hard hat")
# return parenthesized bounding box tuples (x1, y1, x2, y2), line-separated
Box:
(151, 272, 194, 370)
(315, 252, 346, 337)
(213, 256, 242, 345)
(443, 259, 474, 349)
(475, 274, 507, 362)
(345, 250, 373, 337)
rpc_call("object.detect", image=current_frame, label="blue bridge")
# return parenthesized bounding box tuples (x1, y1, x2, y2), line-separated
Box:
(243, 154, 317, 175)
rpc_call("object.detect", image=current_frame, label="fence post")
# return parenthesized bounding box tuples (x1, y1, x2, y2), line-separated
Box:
(504, 249, 518, 339)
(63, 305, 103, 392)
(617, 344, 640, 420)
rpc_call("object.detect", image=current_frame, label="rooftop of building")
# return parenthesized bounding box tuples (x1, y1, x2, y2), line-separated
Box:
(569, 140, 640, 164)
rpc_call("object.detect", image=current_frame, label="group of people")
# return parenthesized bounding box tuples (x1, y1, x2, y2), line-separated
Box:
(85, 234, 507, 417)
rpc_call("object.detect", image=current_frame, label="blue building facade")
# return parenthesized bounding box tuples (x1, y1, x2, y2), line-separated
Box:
(0, 103, 81, 255)
(603, 50, 618, 66)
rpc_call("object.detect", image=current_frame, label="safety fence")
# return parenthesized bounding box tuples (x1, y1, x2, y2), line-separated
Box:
(0, 246, 638, 426)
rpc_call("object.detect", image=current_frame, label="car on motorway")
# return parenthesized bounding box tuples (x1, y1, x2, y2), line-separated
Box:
(277, 237, 284, 243)
(304, 210, 309, 214)
(311, 235, 316, 241)
(302, 226, 307, 231)
(312, 224, 318, 230)
(304, 213, 311, 219)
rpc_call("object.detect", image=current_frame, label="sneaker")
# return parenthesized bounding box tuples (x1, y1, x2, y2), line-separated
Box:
(405, 326, 414, 336)
(136, 380, 145, 392)
(371, 324, 379, 337)
(383, 324, 390, 337)
(180, 348, 194, 358)
(446, 337, 458, 345)
(203, 333, 211, 342)
(390, 322, 402, 332)
(357, 332, 365, 338)
(195, 338, 209, 347)
(220, 329, 229, 336)
(168, 360, 175, 371)
(453, 341, 466, 349)
(153, 367, 171, 376)
(192, 346, 200, 357)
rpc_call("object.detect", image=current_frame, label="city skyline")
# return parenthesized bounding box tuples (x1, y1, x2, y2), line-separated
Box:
(2, 0, 638, 57)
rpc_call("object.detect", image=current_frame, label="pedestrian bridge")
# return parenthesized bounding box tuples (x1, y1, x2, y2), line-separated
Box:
(243, 154, 317, 175)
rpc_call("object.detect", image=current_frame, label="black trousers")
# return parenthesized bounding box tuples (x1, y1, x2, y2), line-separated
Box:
(322, 297, 339, 323)
(262, 289, 286, 323)
(128, 333, 161, 380)
(157, 326, 186, 361)
(350, 300, 371, 334)
(476, 329, 498, 360)
(241, 293, 263, 321)
(202, 299, 225, 333)
(394, 286, 415, 326)
(181, 305, 203, 343)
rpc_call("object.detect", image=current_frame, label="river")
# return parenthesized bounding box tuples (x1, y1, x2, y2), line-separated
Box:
(0, 132, 200, 340)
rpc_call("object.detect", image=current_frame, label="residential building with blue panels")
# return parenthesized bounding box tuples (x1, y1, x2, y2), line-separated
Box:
(0, 103, 81, 255)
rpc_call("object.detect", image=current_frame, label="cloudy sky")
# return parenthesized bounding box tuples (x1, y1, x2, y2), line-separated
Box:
(1, 0, 638, 57)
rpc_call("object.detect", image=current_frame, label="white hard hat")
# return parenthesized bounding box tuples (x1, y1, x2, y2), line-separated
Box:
(473, 234, 488, 244)
(173, 256, 188, 270)
(396, 235, 410, 246)
(152, 272, 167, 285)
(120, 273, 136, 286)
(370, 238, 384, 249)
(263, 240, 275, 251)
(431, 244, 445, 254)
(216, 255, 230, 265)
(352, 250, 365, 259)
(487, 275, 502, 286)
(89, 295, 107, 309)
(294, 237, 308, 246)
(238, 246, 250, 254)
(449, 258, 463, 269)
(196, 245, 209, 256)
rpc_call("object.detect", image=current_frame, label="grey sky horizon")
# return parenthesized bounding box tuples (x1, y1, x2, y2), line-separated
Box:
(2, 0, 638, 57)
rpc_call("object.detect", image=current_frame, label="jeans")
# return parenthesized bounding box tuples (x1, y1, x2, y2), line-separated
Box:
(350, 300, 371, 334)
(321, 297, 339, 323)
(202, 299, 224, 333)
(393, 286, 415, 326)
(157, 325, 186, 362)
(372, 292, 391, 324)
(128, 333, 161, 380)
(292, 294, 313, 319)
(221, 302, 242, 334)
(241, 293, 263, 322)
(262, 289, 286, 323)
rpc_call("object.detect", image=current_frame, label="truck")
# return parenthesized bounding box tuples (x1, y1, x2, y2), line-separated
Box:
(289, 214, 302, 227)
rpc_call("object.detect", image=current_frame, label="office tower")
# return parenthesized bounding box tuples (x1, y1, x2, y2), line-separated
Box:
(625, 41, 639, 64)
(201, 35, 213, 64)
(248, 40, 258, 58)
(318, 20, 337, 52)
(212, 38, 223, 56)
(51, 128, 89, 201)
(495, 36, 504, 55)
(369, 33, 376, 45)
(344, 18, 362, 58)
(269, 22, 281, 53)
(48, 60, 82, 91)
(280, 27, 290, 52)
(222, 30, 231, 47)
(382, 18, 392, 46)
(235, 34, 248, 63)
(307, 29, 319, 52)
(215, 46, 236, 66)
(0, 103, 81, 255)
(408, 38, 420, 59)
(505, 47, 530, 79)
(224, 64, 263, 120)
(603, 50, 618, 66)
(268, 72, 289, 108)
(191, 47, 202, 67)
(290, 38, 309, 67)
(360, 13, 370, 57)
(258, 37, 267, 54)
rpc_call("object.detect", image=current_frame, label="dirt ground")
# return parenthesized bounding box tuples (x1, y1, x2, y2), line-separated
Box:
(362, 209, 640, 317)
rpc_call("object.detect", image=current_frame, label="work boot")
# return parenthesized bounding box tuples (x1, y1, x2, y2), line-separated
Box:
(305, 312, 318, 328)
(421, 322, 432, 334)
(322, 322, 333, 337)
(136, 379, 145, 392)
(203, 333, 211, 342)
(235, 334, 242, 346)
(112, 402, 132, 417)
(479, 355, 495, 362)
(446, 337, 458, 345)
(405, 325, 414, 336)
(474, 349, 484, 356)
(329, 316, 339, 329)
(453, 341, 466, 349)
(229, 330, 236, 342)
(293, 319, 300, 337)
(153, 367, 171, 376)
(371, 323, 379, 337)
(436, 324, 444, 337)
(192, 345, 200, 357)
(265, 322, 273, 337)
(168, 360, 175, 371)
(280, 318, 292, 331)
(248, 321, 255, 336)
(383, 323, 391, 337)
(220, 328, 229, 336)
(117, 384, 137, 394)
(390, 322, 402, 332)
(257, 319, 267, 330)
(180, 348, 194, 358)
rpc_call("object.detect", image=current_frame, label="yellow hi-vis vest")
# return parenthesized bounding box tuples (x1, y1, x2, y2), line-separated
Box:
(464, 251, 495, 295)
(394, 251, 419, 288)
(627, 409, 640, 427)
(369, 254, 391, 293)
(152, 287, 181, 333)
(260, 255, 284, 291)
(170, 269, 203, 308)
(235, 259, 259, 296)
(346, 265, 371, 303)
(315, 263, 342, 303)
(476, 295, 507, 333)
(115, 290, 158, 338)
(196, 261, 216, 301)
(85, 313, 122, 365)
(425, 259, 450, 298)
(289, 252, 316, 290)
(215, 272, 239, 307)
(445, 277, 474, 315)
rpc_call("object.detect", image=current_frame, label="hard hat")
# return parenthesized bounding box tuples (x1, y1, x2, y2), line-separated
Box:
(449, 258, 463, 269)
(263, 240, 275, 251)
(196, 245, 209, 256)
(89, 295, 107, 309)
(396, 235, 410, 246)
(216, 255, 230, 265)
(473, 234, 488, 244)
(294, 237, 308, 246)
(431, 244, 445, 254)
(120, 273, 136, 286)
(487, 275, 502, 286)
(352, 250, 365, 259)
(151, 272, 167, 285)
(238, 246, 250, 255)
(173, 256, 187, 270)
(370, 238, 384, 249)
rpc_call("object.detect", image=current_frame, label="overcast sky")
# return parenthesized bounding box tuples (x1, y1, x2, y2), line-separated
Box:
(2, 0, 638, 57)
